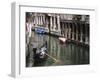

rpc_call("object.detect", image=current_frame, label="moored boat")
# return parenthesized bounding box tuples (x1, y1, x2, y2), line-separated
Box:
(34, 27, 46, 34)
(58, 37, 67, 43)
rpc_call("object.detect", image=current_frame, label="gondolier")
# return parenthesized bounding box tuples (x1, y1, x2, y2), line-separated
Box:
(32, 42, 38, 54)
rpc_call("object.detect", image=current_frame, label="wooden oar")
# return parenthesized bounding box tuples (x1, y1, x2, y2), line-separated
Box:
(45, 53, 60, 62)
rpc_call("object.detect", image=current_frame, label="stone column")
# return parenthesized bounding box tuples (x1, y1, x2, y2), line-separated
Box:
(85, 23, 88, 44)
(75, 23, 78, 41)
(72, 22, 74, 40)
(40, 16, 41, 25)
(39, 16, 41, 25)
(81, 15, 86, 21)
(65, 23, 68, 39)
(37, 16, 39, 25)
(43, 15, 45, 25)
(66, 23, 69, 40)
(40, 15, 41, 25)
(42, 16, 43, 25)
(53, 15, 56, 31)
(68, 23, 71, 40)
(35, 13, 37, 27)
(40, 15, 43, 25)
(46, 16, 48, 29)
(38, 16, 40, 25)
(57, 15, 61, 35)
(80, 23, 83, 42)
(50, 16, 53, 31)
(62, 23, 64, 37)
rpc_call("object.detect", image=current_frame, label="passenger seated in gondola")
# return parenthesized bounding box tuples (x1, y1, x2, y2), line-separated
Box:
(32, 42, 38, 54)
(39, 46, 47, 58)
(33, 41, 48, 66)
(33, 41, 47, 58)
(33, 48, 47, 66)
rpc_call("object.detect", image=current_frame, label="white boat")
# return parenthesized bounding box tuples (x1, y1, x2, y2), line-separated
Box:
(58, 37, 66, 43)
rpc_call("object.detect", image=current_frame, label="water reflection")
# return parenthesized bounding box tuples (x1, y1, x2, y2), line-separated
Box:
(26, 31, 89, 67)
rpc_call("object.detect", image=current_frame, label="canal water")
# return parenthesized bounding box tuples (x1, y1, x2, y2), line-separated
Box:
(26, 31, 89, 67)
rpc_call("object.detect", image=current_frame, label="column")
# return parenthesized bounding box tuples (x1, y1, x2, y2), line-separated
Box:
(65, 23, 68, 39)
(57, 15, 61, 35)
(63, 23, 65, 37)
(72, 22, 74, 40)
(43, 15, 45, 25)
(85, 23, 88, 44)
(50, 16, 53, 30)
(66, 23, 69, 39)
(37, 16, 39, 25)
(62, 23, 64, 36)
(39, 16, 40, 25)
(80, 23, 83, 42)
(35, 13, 37, 27)
(53, 15, 56, 31)
(46, 16, 48, 29)
(75, 23, 78, 41)
(40, 15, 43, 25)
(38, 16, 39, 25)
(68, 23, 71, 40)
(40, 16, 41, 25)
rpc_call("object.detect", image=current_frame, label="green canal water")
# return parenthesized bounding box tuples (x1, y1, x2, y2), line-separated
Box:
(26, 31, 89, 67)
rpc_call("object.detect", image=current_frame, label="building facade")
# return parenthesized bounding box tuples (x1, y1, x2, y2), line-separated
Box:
(26, 12, 89, 45)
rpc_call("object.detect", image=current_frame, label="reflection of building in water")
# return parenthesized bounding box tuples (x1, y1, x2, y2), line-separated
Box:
(26, 12, 89, 45)
(47, 36, 61, 60)
(46, 35, 89, 65)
